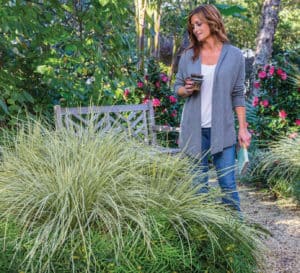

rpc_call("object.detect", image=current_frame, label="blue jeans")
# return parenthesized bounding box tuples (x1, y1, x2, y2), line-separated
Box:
(192, 128, 240, 211)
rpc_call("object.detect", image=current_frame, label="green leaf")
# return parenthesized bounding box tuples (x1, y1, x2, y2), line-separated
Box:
(0, 99, 9, 114)
(23, 91, 35, 104)
(216, 4, 247, 16)
(99, 0, 110, 6)
(61, 4, 73, 13)
(36, 65, 53, 75)
(65, 44, 77, 55)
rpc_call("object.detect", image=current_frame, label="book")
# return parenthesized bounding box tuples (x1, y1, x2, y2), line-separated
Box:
(237, 146, 249, 175)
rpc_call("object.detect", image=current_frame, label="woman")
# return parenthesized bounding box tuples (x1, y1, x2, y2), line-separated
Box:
(174, 4, 251, 211)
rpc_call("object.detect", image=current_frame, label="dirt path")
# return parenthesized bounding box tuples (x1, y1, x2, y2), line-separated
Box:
(239, 185, 300, 273)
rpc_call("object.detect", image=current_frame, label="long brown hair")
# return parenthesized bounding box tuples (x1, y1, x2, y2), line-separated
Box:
(187, 4, 229, 61)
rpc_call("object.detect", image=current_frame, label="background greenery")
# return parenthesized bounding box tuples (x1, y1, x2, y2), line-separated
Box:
(1, 0, 298, 127)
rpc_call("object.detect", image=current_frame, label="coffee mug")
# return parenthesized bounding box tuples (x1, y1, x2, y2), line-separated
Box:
(191, 74, 203, 91)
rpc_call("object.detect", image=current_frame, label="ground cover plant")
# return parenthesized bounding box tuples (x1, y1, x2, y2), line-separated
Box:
(0, 121, 265, 273)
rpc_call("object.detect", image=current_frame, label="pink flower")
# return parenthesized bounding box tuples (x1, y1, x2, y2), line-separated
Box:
(279, 110, 287, 119)
(169, 95, 177, 104)
(252, 96, 259, 107)
(162, 108, 168, 114)
(295, 119, 300, 126)
(258, 70, 267, 79)
(276, 68, 284, 76)
(155, 81, 160, 88)
(124, 88, 130, 97)
(143, 98, 149, 104)
(289, 132, 298, 139)
(137, 81, 144, 88)
(152, 98, 161, 107)
(171, 110, 177, 117)
(269, 66, 275, 76)
(253, 81, 260, 89)
(160, 73, 169, 83)
(260, 99, 269, 108)
(281, 72, 287, 80)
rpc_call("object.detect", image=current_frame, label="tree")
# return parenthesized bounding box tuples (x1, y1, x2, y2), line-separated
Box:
(254, 0, 281, 67)
(0, 0, 135, 126)
(135, 0, 148, 71)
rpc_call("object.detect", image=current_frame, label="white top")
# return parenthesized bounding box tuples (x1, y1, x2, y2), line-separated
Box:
(201, 64, 216, 127)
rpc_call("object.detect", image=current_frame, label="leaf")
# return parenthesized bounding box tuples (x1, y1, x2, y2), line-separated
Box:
(22, 91, 35, 103)
(36, 65, 53, 75)
(216, 4, 247, 16)
(61, 4, 73, 13)
(0, 99, 9, 114)
(99, 0, 110, 6)
(65, 44, 77, 55)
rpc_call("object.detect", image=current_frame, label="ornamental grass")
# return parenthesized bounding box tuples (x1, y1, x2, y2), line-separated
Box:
(256, 135, 300, 201)
(0, 121, 265, 273)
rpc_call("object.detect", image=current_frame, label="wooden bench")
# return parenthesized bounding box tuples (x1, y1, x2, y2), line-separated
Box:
(54, 102, 180, 154)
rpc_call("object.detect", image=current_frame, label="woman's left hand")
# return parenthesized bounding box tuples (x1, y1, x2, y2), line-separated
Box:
(238, 127, 251, 148)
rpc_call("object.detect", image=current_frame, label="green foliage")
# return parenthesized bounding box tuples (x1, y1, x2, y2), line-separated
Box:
(1, 0, 298, 132)
(249, 135, 300, 202)
(0, 121, 265, 273)
(274, 0, 300, 53)
(223, 0, 262, 49)
(0, 0, 136, 126)
(247, 55, 300, 144)
(222, 0, 299, 53)
(122, 58, 182, 146)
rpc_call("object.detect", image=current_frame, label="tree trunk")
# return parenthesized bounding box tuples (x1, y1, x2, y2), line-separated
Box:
(250, 0, 281, 95)
(153, 6, 161, 59)
(135, 0, 147, 71)
(254, 0, 281, 67)
(168, 31, 189, 85)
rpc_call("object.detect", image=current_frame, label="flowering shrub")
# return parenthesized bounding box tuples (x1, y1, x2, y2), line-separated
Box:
(249, 64, 300, 143)
(122, 59, 181, 146)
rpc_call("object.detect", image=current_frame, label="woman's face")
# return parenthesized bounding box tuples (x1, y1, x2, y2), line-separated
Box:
(190, 14, 211, 42)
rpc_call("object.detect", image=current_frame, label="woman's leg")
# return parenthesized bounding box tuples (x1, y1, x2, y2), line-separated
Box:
(213, 145, 241, 211)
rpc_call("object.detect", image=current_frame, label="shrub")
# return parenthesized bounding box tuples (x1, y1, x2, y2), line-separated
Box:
(0, 121, 265, 272)
(0, 1, 136, 126)
(248, 60, 300, 145)
(122, 58, 182, 147)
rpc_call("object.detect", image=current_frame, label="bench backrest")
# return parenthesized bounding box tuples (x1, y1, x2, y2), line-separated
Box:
(54, 102, 157, 145)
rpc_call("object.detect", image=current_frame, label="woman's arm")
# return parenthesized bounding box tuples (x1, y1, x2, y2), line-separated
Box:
(235, 106, 251, 147)
(232, 52, 251, 147)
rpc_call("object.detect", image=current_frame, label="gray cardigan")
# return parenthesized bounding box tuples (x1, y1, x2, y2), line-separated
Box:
(174, 43, 245, 158)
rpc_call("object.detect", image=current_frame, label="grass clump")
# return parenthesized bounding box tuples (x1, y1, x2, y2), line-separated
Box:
(0, 121, 265, 272)
(254, 135, 300, 201)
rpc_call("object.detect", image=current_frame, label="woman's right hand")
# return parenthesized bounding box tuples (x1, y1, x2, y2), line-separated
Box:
(182, 77, 195, 97)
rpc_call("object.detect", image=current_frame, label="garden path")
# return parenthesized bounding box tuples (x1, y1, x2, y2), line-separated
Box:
(239, 185, 300, 273)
